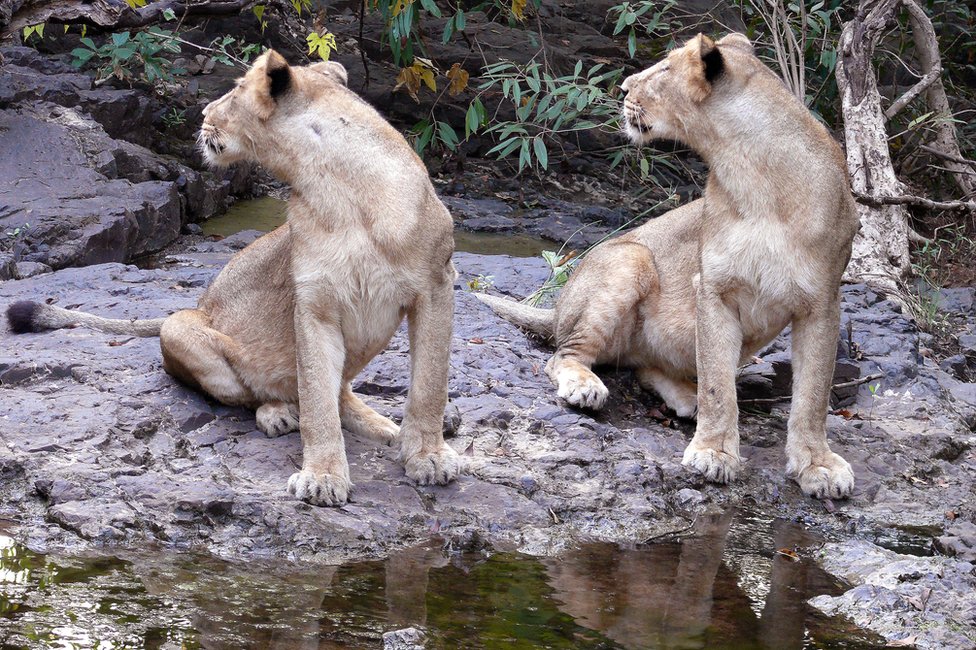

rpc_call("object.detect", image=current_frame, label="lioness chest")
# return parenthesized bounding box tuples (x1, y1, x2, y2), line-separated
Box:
(701, 219, 820, 350)
(291, 223, 418, 365)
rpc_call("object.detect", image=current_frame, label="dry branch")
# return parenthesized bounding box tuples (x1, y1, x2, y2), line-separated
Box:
(853, 192, 976, 212)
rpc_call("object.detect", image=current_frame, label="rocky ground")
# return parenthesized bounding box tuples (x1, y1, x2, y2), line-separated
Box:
(2, 11, 976, 647)
(0, 231, 975, 647)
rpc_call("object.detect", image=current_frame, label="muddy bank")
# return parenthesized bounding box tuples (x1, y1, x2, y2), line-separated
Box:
(1, 232, 975, 646)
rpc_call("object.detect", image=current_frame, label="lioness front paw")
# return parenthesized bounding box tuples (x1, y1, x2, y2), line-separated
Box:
(682, 444, 740, 484)
(795, 452, 854, 499)
(556, 369, 609, 410)
(256, 402, 299, 438)
(287, 470, 351, 506)
(404, 445, 462, 486)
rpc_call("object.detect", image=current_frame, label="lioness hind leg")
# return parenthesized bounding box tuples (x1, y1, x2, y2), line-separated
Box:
(160, 309, 255, 407)
(546, 355, 609, 410)
(256, 401, 300, 437)
(786, 299, 854, 499)
(637, 367, 697, 418)
(340, 385, 399, 446)
(546, 241, 658, 412)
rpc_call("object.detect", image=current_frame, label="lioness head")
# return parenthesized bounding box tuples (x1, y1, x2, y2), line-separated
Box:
(620, 33, 754, 145)
(198, 50, 351, 172)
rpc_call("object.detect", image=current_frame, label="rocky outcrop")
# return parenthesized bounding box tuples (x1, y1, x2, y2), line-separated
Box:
(0, 46, 251, 278)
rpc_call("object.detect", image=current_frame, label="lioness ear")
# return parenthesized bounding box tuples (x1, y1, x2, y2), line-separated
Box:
(717, 32, 753, 54)
(309, 60, 348, 86)
(698, 34, 724, 84)
(249, 49, 291, 120)
(264, 50, 291, 99)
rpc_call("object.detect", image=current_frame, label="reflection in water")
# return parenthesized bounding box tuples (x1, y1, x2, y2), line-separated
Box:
(0, 511, 883, 649)
(200, 197, 554, 258)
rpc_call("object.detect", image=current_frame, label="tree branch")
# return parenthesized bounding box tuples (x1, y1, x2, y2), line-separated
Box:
(853, 191, 976, 212)
(919, 144, 976, 170)
(883, 62, 941, 120)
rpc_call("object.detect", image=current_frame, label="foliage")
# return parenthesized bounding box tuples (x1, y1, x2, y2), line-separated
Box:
(307, 31, 337, 61)
(733, 0, 845, 119)
(208, 35, 265, 67)
(161, 108, 187, 129)
(22, 23, 44, 42)
(369, 0, 541, 67)
(608, 0, 679, 58)
(70, 28, 183, 86)
(466, 274, 495, 292)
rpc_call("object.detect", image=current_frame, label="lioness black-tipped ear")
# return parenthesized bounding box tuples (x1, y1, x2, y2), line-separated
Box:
(699, 34, 724, 83)
(265, 50, 291, 99)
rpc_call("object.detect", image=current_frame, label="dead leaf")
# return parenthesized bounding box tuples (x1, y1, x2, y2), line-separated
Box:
(463, 441, 475, 457)
(555, 250, 578, 267)
(107, 338, 134, 347)
(887, 634, 917, 647)
(947, 510, 958, 520)
(469, 337, 484, 344)
(394, 65, 421, 102)
(776, 548, 800, 561)
(511, 0, 527, 20)
(823, 498, 837, 514)
(446, 62, 469, 96)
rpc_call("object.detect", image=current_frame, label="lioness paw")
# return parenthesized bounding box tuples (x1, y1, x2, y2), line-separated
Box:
(287, 470, 351, 506)
(795, 452, 854, 499)
(556, 369, 609, 410)
(682, 444, 740, 484)
(256, 402, 299, 438)
(404, 445, 462, 486)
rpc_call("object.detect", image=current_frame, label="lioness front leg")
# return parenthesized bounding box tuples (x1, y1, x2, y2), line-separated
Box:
(287, 302, 351, 506)
(682, 288, 742, 483)
(786, 299, 854, 499)
(399, 276, 461, 485)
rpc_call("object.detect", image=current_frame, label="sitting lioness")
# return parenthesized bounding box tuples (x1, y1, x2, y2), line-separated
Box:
(6, 51, 461, 506)
(478, 33, 859, 499)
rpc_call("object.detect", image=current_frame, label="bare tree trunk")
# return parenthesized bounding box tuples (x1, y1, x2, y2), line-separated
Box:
(902, 0, 976, 199)
(836, 0, 911, 293)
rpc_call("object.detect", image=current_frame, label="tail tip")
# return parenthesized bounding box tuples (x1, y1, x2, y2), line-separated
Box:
(6, 301, 41, 334)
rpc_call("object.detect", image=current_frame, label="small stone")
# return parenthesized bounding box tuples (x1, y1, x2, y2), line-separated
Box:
(382, 626, 426, 650)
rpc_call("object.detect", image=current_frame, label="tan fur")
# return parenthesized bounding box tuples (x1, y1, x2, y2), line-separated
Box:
(479, 33, 858, 499)
(17, 51, 461, 506)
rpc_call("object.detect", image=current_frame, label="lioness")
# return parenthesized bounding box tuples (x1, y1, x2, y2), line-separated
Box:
(6, 51, 461, 506)
(478, 33, 858, 499)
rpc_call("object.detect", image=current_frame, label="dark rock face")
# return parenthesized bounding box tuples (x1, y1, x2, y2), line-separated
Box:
(0, 47, 252, 276)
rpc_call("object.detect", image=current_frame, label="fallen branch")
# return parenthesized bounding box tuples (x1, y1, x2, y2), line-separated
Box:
(853, 191, 976, 212)
(736, 372, 885, 406)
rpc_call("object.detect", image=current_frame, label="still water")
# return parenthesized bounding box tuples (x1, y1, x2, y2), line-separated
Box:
(200, 197, 554, 259)
(0, 511, 883, 649)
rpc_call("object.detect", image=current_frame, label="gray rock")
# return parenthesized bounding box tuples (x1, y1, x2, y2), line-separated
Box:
(13, 261, 51, 278)
(382, 627, 426, 650)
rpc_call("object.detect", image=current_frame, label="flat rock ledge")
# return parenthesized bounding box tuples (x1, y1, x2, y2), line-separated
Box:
(1, 246, 975, 648)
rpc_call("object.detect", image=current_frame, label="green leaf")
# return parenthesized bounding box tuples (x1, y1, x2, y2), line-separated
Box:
(80, 37, 97, 50)
(162, 7, 176, 20)
(613, 10, 629, 35)
(437, 121, 459, 150)
(532, 137, 548, 170)
(518, 138, 531, 171)
(627, 29, 637, 58)
(465, 103, 480, 137)
(639, 156, 649, 178)
(487, 137, 522, 158)
(455, 9, 465, 30)
(112, 32, 130, 47)
(420, 0, 442, 17)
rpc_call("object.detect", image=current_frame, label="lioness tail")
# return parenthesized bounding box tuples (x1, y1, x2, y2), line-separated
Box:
(6, 301, 165, 337)
(473, 293, 554, 339)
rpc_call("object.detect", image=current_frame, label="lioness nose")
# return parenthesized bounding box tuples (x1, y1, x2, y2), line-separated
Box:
(202, 101, 215, 117)
(621, 74, 635, 94)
